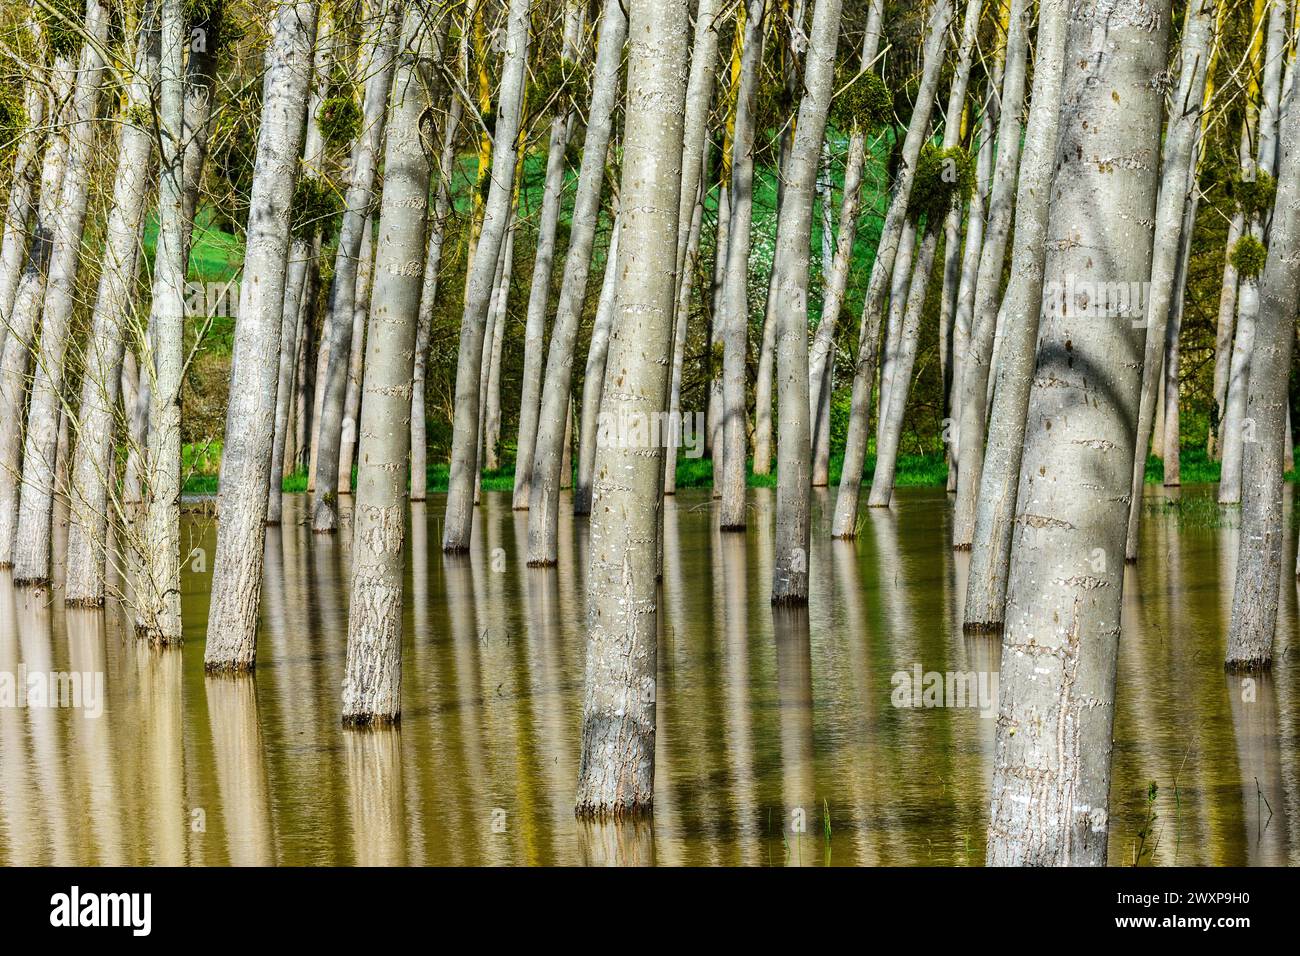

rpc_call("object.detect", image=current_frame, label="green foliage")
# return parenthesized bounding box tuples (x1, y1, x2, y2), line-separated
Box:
(313, 90, 356, 150)
(829, 71, 892, 132)
(907, 145, 974, 224)
(40, 0, 84, 58)
(126, 102, 152, 130)
(290, 175, 341, 240)
(1231, 171, 1276, 219)
(1231, 234, 1267, 279)
(528, 57, 587, 116)
(207, 82, 261, 234)
(185, 0, 223, 25)
(0, 86, 24, 145)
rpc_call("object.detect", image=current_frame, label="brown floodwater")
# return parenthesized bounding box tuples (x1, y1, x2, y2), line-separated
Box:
(0, 484, 1295, 865)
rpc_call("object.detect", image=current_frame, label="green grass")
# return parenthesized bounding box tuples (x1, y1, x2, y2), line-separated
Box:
(1143, 446, 1222, 484)
(180, 443, 1300, 496)
(673, 451, 949, 489)
(1144, 493, 1237, 530)
(143, 209, 243, 283)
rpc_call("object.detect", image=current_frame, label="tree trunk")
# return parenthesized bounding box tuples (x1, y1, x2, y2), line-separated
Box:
(1210, 221, 1243, 456)
(769, 0, 842, 603)
(442, 0, 533, 551)
(310, 0, 400, 531)
(664, 0, 723, 494)
(512, 1, 586, 511)
(11, 0, 110, 587)
(752, 274, 778, 475)
(575, 215, 621, 515)
(831, 0, 953, 540)
(560, 395, 574, 490)
(809, 6, 885, 488)
(870, 0, 984, 508)
(986, 0, 1170, 866)
(483, 221, 513, 472)
(868, 223, 940, 506)
(341, 4, 443, 723)
(337, 217, 375, 494)
(269, 10, 333, 523)
(0, 51, 74, 568)
(1226, 76, 1300, 670)
(961, 0, 1066, 632)
(664, 159, 707, 497)
(411, 93, 460, 502)
(134, 0, 195, 641)
(575, 0, 687, 817)
(949, 0, 1033, 549)
(524, 0, 627, 564)
(1256, 0, 1286, 179)
(1219, 255, 1261, 503)
(0, 23, 47, 333)
(293, 286, 315, 471)
(203, 1, 318, 667)
(718, 0, 767, 531)
(877, 219, 916, 444)
(946, 101, 996, 491)
(934, 0, 986, 430)
(473, 208, 511, 507)
(65, 6, 160, 606)
(1121, 0, 1215, 562)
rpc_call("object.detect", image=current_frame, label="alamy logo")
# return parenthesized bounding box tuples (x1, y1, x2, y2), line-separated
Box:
(596, 409, 706, 458)
(1043, 274, 1150, 326)
(0, 666, 104, 718)
(891, 664, 998, 718)
(184, 280, 240, 318)
(49, 886, 151, 936)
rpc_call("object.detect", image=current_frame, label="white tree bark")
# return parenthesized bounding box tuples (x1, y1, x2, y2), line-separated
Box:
(718, 0, 767, 530)
(511, 0, 586, 510)
(868, 223, 939, 506)
(412, 94, 460, 503)
(809, 6, 885, 487)
(1226, 76, 1300, 670)
(1256, 0, 1286, 179)
(0, 22, 47, 334)
(0, 49, 74, 568)
(443, 0, 534, 551)
(663, 0, 724, 496)
(961, 0, 1067, 632)
(65, 5, 159, 605)
(664, 179, 705, 497)
(949, 0, 1033, 549)
(831, 0, 953, 539)
(986, 0, 1170, 866)
(575, 0, 687, 816)
(10, 0, 110, 587)
(524, 0, 627, 564)
(876, 219, 916, 444)
(203, 1, 318, 667)
(575, 215, 621, 514)
(341, 4, 442, 723)
(310, 0, 400, 531)
(1162, 152, 1201, 483)
(1209, 122, 1253, 458)
(134, 0, 194, 641)
(483, 220, 513, 473)
(269, 9, 334, 524)
(1122, 0, 1215, 561)
(337, 217, 375, 493)
(946, 102, 996, 490)
(931, 0, 984, 434)
(769, 0, 842, 602)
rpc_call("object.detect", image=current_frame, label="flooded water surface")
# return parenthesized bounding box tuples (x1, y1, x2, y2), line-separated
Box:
(0, 486, 1296, 865)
